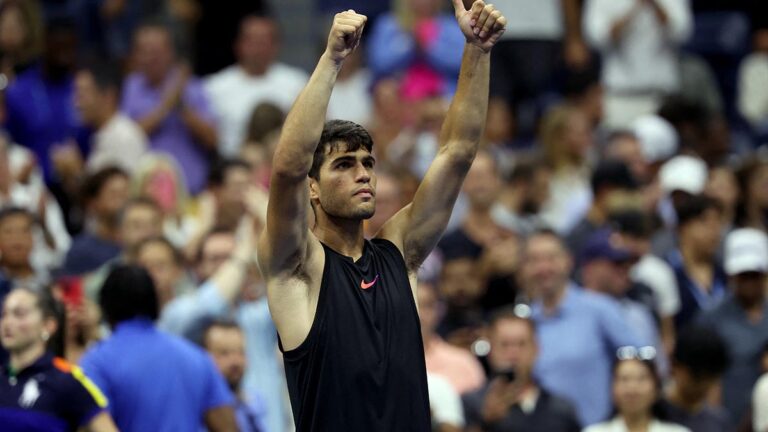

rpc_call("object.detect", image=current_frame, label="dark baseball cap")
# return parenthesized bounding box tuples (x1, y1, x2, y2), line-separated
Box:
(579, 228, 634, 264)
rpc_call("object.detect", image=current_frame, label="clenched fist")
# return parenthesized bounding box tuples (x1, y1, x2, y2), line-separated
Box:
(453, 0, 507, 52)
(325, 10, 367, 64)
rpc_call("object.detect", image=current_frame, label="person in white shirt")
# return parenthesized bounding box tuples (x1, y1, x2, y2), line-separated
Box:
(755, 373, 768, 432)
(737, 29, 768, 134)
(73, 61, 148, 174)
(204, 15, 308, 157)
(584, 353, 690, 432)
(584, 0, 693, 129)
(427, 373, 465, 432)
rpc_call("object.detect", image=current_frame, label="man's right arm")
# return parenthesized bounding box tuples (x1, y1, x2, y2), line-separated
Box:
(259, 10, 367, 276)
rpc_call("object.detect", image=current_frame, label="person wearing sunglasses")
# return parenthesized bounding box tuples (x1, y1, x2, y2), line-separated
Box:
(585, 347, 690, 432)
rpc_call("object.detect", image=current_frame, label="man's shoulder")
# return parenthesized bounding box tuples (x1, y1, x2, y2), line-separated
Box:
(204, 65, 241, 89)
(538, 388, 579, 417)
(270, 63, 309, 81)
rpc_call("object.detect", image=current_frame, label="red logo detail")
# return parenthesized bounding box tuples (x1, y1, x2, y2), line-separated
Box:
(360, 275, 379, 290)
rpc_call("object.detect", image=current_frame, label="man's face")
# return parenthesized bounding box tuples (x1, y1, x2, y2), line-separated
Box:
(520, 234, 572, 299)
(120, 205, 163, 249)
(310, 146, 377, 221)
(607, 136, 648, 183)
(74, 71, 109, 126)
(137, 241, 181, 302)
(205, 326, 246, 391)
(198, 233, 236, 280)
(582, 258, 632, 298)
(672, 365, 718, 404)
(416, 283, 440, 336)
(93, 174, 130, 224)
(217, 167, 251, 212)
(684, 208, 723, 256)
(521, 167, 551, 214)
(488, 318, 537, 378)
(463, 153, 500, 211)
(0, 214, 33, 267)
(438, 258, 484, 307)
(236, 17, 278, 72)
(732, 272, 767, 305)
(133, 27, 174, 84)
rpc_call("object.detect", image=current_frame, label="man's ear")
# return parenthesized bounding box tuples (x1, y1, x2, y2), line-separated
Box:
(308, 178, 319, 201)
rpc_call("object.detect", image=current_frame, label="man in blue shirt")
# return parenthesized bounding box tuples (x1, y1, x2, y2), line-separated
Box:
(3, 18, 84, 184)
(665, 195, 727, 330)
(699, 228, 768, 427)
(519, 229, 643, 426)
(202, 319, 268, 432)
(79, 265, 237, 432)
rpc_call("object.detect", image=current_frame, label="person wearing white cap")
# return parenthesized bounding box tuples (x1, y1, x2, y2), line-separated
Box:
(698, 228, 768, 427)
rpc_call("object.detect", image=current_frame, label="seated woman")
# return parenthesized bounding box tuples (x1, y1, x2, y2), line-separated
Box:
(0, 286, 117, 431)
(585, 347, 691, 432)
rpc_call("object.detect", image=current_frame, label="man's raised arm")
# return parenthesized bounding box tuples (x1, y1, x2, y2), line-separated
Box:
(380, 0, 506, 271)
(259, 11, 366, 276)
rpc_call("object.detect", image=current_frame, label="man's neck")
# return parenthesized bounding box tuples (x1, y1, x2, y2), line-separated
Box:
(1, 262, 34, 279)
(667, 383, 705, 413)
(679, 238, 710, 267)
(9, 343, 45, 374)
(240, 62, 269, 77)
(94, 108, 118, 130)
(541, 284, 567, 314)
(313, 216, 366, 261)
(736, 294, 766, 322)
(93, 218, 119, 243)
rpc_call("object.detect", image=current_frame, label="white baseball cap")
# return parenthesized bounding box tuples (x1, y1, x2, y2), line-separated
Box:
(658, 155, 708, 195)
(632, 115, 678, 163)
(725, 228, 768, 276)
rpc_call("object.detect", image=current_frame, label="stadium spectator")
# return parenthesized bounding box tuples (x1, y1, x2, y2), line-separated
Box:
(0, 208, 49, 293)
(463, 307, 581, 432)
(427, 372, 466, 432)
(585, 352, 690, 432)
(538, 104, 594, 234)
(202, 319, 268, 432)
(3, 17, 81, 184)
(1, 287, 118, 431)
(132, 236, 194, 308)
(735, 157, 768, 231)
(584, 0, 693, 128)
(521, 229, 641, 425)
(737, 27, 768, 135)
(160, 221, 288, 432)
(659, 324, 731, 432)
(610, 210, 678, 355)
(439, 151, 510, 260)
(80, 265, 237, 432)
(74, 61, 147, 174)
(61, 167, 129, 276)
(698, 228, 768, 426)
(205, 15, 307, 156)
(664, 195, 727, 330)
(489, 0, 590, 137)
(490, 156, 550, 237)
(418, 281, 486, 395)
(367, 0, 464, 100)
(130, 153, 195, 248)
(566, 160, 640, 255)
(121, 20, 217, 194)
(0, 0, 43, 82)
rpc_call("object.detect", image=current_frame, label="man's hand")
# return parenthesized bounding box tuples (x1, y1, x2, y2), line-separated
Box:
(325, 10, 367, 64)
(453, 0, 506, 52)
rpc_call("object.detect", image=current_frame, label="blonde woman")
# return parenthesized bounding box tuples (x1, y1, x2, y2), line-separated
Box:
(538, 103, 594, 233)
(131, 152, 197, 248)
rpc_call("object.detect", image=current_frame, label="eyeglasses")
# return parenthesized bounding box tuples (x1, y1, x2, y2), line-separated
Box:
(616, 345, 657, 361)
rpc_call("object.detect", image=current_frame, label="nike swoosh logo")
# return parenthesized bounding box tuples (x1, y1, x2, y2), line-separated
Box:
(360, 275, 379, 290)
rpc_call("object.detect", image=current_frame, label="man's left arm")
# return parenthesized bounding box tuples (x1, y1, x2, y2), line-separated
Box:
(379, 0, 506, 272)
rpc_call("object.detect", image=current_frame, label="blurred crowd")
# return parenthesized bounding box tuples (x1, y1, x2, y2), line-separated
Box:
(1, 0, 768, 431)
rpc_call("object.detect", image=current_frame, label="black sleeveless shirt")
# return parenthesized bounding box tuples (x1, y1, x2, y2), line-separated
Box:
(280, 239, 431, 431)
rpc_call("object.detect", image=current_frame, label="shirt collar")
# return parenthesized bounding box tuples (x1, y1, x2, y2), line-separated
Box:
(3, 352, 52, 378)
(532, 282, 578, 318)
(113, 317, 155, 333)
